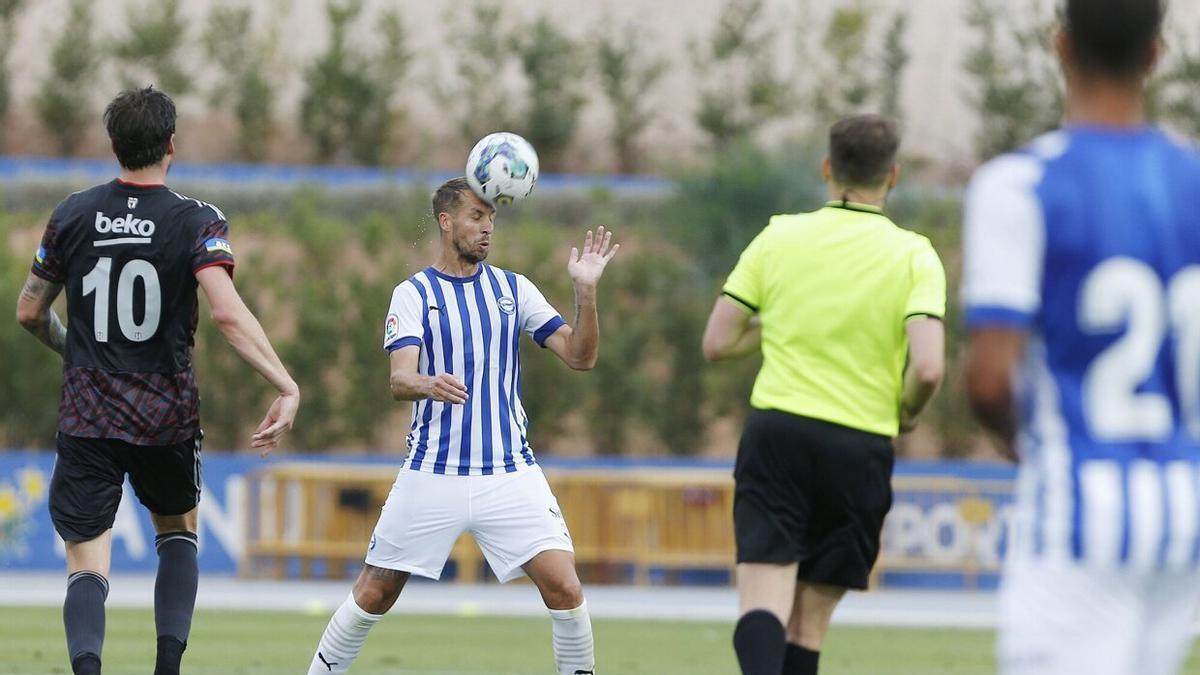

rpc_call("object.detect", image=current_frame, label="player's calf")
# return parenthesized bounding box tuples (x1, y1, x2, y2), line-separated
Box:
(308, 565, 408, 674)
(152, 530, 199, 675)
(525, 551, 594, 675)
(64, 570, 108, 675)
(548, 601, 595, 675)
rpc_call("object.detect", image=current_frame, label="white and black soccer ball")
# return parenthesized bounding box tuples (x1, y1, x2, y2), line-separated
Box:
(465, 132, 539, 206)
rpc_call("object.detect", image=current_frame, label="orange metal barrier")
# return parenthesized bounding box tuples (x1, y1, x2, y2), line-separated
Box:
(241, 463, 735, 583)
(241, 463, 1012, 587)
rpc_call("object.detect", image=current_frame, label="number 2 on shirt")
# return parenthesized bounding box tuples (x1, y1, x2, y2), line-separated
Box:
(1080, 258, 1200, 441)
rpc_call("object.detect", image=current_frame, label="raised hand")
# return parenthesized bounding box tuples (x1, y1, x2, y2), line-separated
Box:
(567, 226, 620, 288)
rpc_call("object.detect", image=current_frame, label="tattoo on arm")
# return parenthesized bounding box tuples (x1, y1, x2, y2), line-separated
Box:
(18, 275, 66, 355)
(19, 275, 48, 304)
(45, 310, 67, 354)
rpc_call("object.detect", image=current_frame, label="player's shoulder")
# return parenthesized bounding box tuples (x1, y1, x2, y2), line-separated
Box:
(892, 227, 937, 256)
(50, 182, 110, 223)
(1155, 128, 1200, 171)
(391, 274, 427, 300)
(479, 263, 527, 289)
(765, 209, 815, 231)
(165, 189, 229, 227)
(969, 131, 1070, 196)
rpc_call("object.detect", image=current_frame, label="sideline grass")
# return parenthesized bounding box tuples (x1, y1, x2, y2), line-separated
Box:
(2, 606, 1197, 674)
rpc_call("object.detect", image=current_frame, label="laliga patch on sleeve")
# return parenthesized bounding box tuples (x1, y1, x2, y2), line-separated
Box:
(385, 314, 400, 342)
(35, 247, 46, 265)
(205, 238, 233, 255)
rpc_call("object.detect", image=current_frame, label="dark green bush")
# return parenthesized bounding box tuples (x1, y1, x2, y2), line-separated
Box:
(33, 0, 100, 154)
(0, 154, 976, 458)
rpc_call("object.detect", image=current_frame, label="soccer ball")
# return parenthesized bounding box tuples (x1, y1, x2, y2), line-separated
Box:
(465, 132, 539, 206)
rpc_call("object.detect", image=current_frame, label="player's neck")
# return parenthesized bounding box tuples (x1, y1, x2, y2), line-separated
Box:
(1065, 79, 1147, 129)
(434, 255, 480, 279)
(828, 187, 887, 209)
(118, 165, 168, 187)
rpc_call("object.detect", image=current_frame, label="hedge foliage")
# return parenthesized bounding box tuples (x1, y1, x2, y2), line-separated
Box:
(0, 147, 980, 457)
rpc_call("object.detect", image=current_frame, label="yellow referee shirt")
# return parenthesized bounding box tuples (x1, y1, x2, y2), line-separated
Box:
(723, 201, 946, 437)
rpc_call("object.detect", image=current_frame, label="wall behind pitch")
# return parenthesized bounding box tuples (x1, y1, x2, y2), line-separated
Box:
(0, 452, 1018, 588)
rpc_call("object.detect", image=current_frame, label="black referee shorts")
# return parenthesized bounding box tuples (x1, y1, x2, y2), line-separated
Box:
(734, 409, 893, 590)
(49, 432, 203, 542)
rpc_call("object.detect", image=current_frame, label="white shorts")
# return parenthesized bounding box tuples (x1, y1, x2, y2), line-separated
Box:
(998, 559, 1200, 675)
(363, 465, 573, 583)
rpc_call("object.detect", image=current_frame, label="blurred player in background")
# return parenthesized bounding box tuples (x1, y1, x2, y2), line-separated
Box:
(703, 114, 946, 675)
(14, 87, 300, 675)
(963, 1, 1200, 673)
(306, 178, 617, 675)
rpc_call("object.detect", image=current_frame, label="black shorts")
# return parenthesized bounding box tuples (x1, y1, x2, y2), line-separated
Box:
(50, 432, 203, 542)
(734, 409, 893, 590)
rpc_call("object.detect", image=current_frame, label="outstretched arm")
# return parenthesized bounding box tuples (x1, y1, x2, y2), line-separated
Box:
(544, 226, 619, 371)
(16, 272, 67, 356)
(197, 266, 299, 455)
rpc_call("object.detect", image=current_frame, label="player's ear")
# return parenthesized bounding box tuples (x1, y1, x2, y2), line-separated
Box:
(888, 164, 900, 190)
(437, 211, 452, 233)
(1146, 36, 1164, 75)
(1054, 28, 1075, 77)
(821, 157, 833, 184)
(166, 134, 175, 158)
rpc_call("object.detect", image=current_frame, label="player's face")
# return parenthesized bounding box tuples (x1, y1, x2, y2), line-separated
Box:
(449, 190, 496, 264)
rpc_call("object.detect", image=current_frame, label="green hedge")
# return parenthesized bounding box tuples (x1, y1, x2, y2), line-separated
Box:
(0, 156, 981, 457)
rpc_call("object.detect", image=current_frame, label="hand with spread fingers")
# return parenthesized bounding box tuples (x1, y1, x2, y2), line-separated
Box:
(567, 226, 620, 289)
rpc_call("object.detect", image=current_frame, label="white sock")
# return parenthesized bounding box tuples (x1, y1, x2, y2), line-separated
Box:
(549, 600, 595, 675)
(307, 593, 384, 674)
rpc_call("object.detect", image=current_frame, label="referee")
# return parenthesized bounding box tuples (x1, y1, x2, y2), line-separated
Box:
(703, 114, 946, 675)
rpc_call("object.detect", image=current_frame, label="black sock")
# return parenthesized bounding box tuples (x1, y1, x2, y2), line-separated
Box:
(154, 531, 198, 675)
(71, 653, 101, 675)
(155, 636, 187, 675)
(733, 609, 786, 675)
(64, 570, 108, 673)
(783, 642, 820, 675)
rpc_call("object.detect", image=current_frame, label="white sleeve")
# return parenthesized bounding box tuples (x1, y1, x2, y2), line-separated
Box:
(516, 274, 566, 347)
(383, 282, 424, 352)
(961, 153, 1046, 329)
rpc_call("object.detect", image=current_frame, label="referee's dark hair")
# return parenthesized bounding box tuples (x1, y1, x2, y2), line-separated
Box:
(104, 86, 176, 171)
(828, 114, 900, 190)
(1064, 0, 1164, 77)
(432, 177, 475, 220)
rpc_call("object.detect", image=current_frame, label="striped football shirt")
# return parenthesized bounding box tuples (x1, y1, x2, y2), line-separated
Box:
(963, 129, 1200, 571)
(383, 264, 566, 476)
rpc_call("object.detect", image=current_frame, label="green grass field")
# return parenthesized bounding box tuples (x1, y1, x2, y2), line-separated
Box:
(2, 606, 1198, 674)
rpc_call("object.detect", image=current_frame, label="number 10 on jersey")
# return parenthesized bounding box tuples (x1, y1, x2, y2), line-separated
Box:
(81, 257, 162, 342)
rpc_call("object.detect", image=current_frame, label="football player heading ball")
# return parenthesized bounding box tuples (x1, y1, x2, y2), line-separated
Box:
(307, 134, 617, 674)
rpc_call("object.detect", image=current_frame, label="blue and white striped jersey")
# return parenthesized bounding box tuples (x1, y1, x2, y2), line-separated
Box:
(963, 128, 1200, 571)
(383, 264, 566, 476)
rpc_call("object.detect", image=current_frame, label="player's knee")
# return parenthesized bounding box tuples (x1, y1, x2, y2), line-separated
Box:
(151, 508, 198, 536)
(786, 618, 828, 650)
(544, 576, 584, 610)
(352, 570, 405, 614)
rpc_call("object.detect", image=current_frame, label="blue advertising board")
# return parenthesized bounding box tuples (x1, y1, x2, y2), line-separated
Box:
(1, 452, 1017, 588)
(0, 451, 287, 573)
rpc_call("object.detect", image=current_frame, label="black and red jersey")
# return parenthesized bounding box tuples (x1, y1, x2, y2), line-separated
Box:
(31, 179, 236, 445)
